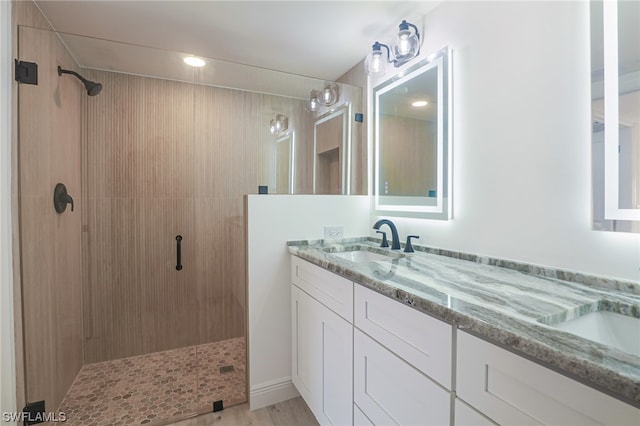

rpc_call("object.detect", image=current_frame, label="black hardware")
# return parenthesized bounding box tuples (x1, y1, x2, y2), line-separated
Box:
(176, 235, 183, 271)
(53, 183, 74, 213)
(355, 113, 363, 122)
(213, 400, 224, 412)
(376, 230, 389, 248)
(258, 185, 268, 194)
(22, 400, 45, 425)
(57, 66, 103, 96)
(15, 60, 38, 85)
(404, 235, 420, 253)
(373, 219, 401, 250)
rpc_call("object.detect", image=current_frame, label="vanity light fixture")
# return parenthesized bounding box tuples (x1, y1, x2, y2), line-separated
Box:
(307, 83, 340, 111)
(365, 20, 421, 76)
(269, 114, 288, 135)
(183, 56, 205, 67)
(411, 100, 428, 107)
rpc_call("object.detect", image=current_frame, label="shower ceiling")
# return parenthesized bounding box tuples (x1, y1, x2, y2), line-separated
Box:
(34, 1, 441, 81)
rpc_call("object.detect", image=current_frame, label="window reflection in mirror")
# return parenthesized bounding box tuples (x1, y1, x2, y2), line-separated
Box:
(591, 0, 640, 233)
(373, 48, 451, 218)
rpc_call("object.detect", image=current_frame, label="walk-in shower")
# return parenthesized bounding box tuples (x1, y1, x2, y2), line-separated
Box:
(15, 21, 362, 425)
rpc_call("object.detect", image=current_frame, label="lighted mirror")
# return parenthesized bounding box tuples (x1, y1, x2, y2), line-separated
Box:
(275, 132, 295, 194)
(313, 105, 351, 194)
(591, 0, 640, 233)
(373, 48, 451, 218)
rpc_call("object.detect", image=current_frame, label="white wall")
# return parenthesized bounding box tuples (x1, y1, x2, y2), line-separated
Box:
(0, 0, 17, 423)
(371, 1, 640, 281)
(246, 194, 369, 409)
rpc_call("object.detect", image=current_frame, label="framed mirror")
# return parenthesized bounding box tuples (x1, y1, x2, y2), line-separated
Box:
(313, 104, 352, 194)
(591, 0, 640, 232)
(373, 47, 451, 218)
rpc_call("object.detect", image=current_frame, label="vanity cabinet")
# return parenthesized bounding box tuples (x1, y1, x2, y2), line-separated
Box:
(457, 331, 640, 425)
(353, 284, 452, 425)
(291, 257, 353, 425)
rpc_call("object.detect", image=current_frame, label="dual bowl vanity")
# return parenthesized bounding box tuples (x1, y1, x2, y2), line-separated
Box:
(288, 237, 639, 425)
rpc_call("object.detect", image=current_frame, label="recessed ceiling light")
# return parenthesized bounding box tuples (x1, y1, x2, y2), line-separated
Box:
(184, 56, 205, 67)
(412, 100, 428, 107)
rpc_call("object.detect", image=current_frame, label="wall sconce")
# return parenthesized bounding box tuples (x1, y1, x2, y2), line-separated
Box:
(365, 20, 421, 76)
(270, 114, 288, 135)
(307, 83, 340, 112)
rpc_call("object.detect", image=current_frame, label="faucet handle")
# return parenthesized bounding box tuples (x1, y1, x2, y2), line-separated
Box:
(404, 235, 419, 253)
(376, 230, 389, 248)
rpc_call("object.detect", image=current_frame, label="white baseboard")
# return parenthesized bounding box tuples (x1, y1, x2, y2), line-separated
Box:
(249, 377, 299, 410)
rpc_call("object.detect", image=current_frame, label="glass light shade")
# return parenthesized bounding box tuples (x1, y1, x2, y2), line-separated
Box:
(366, 46, 387, 76)
(394, 30, 419, 62)
(319, 85, 337, 106)
(307, 90, 319, 112)
(269, 119, 277, 135)
(276, 114, 288, 132)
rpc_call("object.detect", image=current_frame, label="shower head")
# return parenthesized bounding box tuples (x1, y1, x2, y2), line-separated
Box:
(57, 66, 103, 96)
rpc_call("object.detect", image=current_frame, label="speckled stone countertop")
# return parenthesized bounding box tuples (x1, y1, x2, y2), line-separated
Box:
(288, 237, 640, 408)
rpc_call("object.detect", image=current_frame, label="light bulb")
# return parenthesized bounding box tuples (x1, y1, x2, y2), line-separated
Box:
(397, 31, 411, 55)
(270, 119, 277, 135)
(412, 100, 428, 107)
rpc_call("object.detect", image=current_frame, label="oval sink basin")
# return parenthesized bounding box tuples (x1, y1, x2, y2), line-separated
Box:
(332, 250, 399, 263)
(548, 310, 640, 357)
(323, 246, 404, 263)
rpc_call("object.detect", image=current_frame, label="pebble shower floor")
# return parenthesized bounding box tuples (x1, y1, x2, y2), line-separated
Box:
(58, 337, 246, 425)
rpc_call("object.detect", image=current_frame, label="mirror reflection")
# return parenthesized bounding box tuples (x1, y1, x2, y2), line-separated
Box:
(591, 0, 640, 232)
(56, 30, 363, 196)
(373, 48, 451, 218)
(314, 106, 350, 194)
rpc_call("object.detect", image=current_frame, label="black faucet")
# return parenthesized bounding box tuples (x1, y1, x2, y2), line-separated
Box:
(373, 219, 401, 250)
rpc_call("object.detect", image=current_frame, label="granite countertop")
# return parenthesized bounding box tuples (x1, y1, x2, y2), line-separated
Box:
(287, 237, 640, 408)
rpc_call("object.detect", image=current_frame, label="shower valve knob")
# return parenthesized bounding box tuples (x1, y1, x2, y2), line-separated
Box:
(54, 183, 74, 213)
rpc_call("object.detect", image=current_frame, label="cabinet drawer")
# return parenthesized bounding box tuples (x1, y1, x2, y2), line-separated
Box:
(354, 284, 452, 389)
(291, 256, 353, 322)
(457, 331, 640, 426)
(354, 329, 451, 426)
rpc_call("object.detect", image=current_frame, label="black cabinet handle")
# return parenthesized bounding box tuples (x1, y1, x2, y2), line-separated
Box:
(176, 235, 183, 271)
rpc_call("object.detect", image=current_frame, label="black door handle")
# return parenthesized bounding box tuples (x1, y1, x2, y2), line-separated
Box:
(176, 235, 183, 271)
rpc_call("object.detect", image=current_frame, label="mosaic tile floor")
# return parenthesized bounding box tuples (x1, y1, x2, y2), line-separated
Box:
(58, 337, 246, 426)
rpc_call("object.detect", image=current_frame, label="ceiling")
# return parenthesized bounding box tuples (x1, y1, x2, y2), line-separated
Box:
(35, 1, 441, 82)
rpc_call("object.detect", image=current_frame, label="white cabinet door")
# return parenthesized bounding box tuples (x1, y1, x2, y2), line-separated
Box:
(457, 331, 640, 426)
(354, 329, 451, 426)
(455, 399, 497, 426)
(292, 284, 322, 406)
(292, 284, 352, 426)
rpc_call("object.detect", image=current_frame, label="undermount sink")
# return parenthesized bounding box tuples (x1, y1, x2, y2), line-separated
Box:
(544, 310, 640, 357)
(326, 246, 403, 263)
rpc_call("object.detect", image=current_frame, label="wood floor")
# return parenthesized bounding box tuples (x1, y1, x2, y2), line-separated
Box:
(168, 397, 318, 426)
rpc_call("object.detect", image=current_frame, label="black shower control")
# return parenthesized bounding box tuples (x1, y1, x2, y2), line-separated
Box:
(53, 183, 74, 213)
